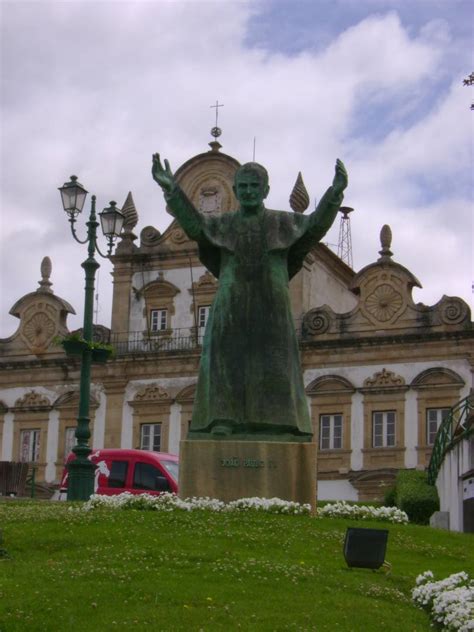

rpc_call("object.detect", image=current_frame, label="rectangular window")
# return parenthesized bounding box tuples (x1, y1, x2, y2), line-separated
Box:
(426, 408, 450, 445)
(319, 414, 343, 450)
(20, 429, 40, 462)
(372, 411, 396, 448)
(108, 461, 128, 488)
(150, 309, 168, 332)
(64, 427, 77, 457)
(133, 462, 171, 492)
(140, 423, 162, 452)
(198, 305, 211, 329)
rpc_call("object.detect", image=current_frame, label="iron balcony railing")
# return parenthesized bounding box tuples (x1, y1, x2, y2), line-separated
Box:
(111, 320, 304, 355)
(427, 394, 474, 485)
(111, 328, 205, 355)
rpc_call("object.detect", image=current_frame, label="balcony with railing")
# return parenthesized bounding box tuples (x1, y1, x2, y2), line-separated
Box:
(111, 328, 205, 355)
(111, 319, 305, 356)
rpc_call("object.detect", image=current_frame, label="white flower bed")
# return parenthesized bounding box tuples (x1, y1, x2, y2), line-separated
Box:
(80, 492, 311, 515)
(227, 497, 310, 514)
(318, 501, 409, 524)
(412, 571, 474, 631)
(79, 494, 408, 523)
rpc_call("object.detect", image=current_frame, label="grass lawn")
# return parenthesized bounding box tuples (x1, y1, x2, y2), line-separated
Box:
(0, 501, 472, 631)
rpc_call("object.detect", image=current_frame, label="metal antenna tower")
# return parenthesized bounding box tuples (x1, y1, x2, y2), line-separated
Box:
(337, 206, 354, 268)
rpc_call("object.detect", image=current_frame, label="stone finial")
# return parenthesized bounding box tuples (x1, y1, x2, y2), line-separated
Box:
(378, 224, 393, 261)
(121, 192, 138, 231)
(208, 140, 222, 153)
(289, 172, 310, 213)
(115, 192, 139, 254)
(37, 257, 53, 293)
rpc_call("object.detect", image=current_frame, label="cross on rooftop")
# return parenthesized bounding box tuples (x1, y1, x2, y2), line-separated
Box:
(210, 100, 224, 127)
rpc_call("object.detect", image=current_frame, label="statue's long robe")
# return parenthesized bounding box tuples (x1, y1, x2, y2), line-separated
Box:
(165, 185, 343, 439)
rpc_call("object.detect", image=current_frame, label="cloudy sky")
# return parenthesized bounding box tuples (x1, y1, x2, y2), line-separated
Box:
(1, 0, 472, 337)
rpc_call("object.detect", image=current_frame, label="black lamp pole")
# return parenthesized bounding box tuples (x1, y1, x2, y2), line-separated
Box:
(58, 176, 124, 501)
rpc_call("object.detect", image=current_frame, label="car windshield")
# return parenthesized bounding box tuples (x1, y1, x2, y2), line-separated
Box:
(160, 460, 179, 482)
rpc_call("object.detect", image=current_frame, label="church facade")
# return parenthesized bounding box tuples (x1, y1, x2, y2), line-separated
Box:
(1, 141, 472, 502)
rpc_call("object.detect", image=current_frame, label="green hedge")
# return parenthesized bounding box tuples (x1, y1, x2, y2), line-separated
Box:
(394, 470, 439, 525)
(383, 486, 397, 507)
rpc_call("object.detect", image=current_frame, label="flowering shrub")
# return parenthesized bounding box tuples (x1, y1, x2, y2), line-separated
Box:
(317, 501, 409, 524)
(80, 493, 311, 515)
(80, 495, 409, 521)
(412, 571, 474, 631)
(227, 497, 311, 514)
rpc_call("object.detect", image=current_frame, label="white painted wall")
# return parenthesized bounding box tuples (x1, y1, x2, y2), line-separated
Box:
(45, 410, 59, 482)
(169, 266, 207, 330)
(436, 436, 473, 532)
(0, 384, 106, 483)
(1, 412, 14, 460)
(305, 359, 472, 477)
(308, 260, 358, 313)
(0, 386, 59, 467)
(350, 391, 364, 471)
(0, 358, 469, 495)
(120, 397, 133, 449)
(404, 390, 418, 468)
(0, 386, 58, 410)
(92, 387, 106, 449)
(168, 402, 181, 454)
(318, 480, 358, 501)
(130, 266, 208, 333)
(122, 376, 196, 453)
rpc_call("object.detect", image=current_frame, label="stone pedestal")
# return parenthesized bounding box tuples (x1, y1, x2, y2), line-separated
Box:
(179, 440, 317, 511)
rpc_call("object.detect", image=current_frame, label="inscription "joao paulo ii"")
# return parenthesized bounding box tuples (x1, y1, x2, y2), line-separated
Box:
(220, 457, 276, 469)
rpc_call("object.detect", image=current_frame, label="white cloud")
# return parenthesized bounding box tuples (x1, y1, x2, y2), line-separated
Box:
(0, 1, 471, 337)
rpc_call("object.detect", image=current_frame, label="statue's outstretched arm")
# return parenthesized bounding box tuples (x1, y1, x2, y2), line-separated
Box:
(152, 153, 175, 193)
(308, 159, 348, 237)
(152, 153, 204, 240)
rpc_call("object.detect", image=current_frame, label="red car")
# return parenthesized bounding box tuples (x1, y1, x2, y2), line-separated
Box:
(59, 449, 179, 498)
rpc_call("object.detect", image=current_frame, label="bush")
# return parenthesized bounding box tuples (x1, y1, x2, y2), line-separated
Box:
(395, 470, 439, 525)
(383, 486, 397, 507)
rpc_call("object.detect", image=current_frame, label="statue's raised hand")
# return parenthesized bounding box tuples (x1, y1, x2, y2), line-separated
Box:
(152, 153, 175, 193)
(332, 159, 348, 196)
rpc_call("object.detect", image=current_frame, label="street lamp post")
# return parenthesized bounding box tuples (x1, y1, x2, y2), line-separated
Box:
(59, 176, 124, 501)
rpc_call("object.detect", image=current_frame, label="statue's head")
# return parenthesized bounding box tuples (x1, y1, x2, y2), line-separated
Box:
(233, 162, 270, 210)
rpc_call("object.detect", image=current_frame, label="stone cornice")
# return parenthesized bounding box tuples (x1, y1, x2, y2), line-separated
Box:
(0, 357, 79, 371)
(300, 328, 474, 351)
(1, 329, 472, 374)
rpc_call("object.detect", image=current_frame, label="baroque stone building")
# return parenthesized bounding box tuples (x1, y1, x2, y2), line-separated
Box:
(1, 141, 472, 502)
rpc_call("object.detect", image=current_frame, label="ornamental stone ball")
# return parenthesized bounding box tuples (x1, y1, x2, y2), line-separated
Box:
(152, 153, 348, 441)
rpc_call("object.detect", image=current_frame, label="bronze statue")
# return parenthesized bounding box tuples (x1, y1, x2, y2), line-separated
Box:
(152, 154, 348, 441)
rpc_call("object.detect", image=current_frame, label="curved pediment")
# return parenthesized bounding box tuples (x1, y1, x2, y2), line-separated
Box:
(306, 375, 355, 395)
(173, 146, 240, 216)
(138, 146, 240, 255)
(176, 383, 197, 403)
(14, 391, 51, 410)
(53, 391, 99, 408)
(142, 277, 180, 300)
(411, 367, 465, 390)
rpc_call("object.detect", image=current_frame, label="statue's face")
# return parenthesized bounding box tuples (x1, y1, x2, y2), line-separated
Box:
(233, 171, 269, 209)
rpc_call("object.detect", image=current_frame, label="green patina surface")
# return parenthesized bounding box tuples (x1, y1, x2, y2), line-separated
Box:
(152, 156, 347, 441)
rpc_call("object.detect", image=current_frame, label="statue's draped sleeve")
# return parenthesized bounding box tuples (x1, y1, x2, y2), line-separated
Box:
(165, 185, 223, 278)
